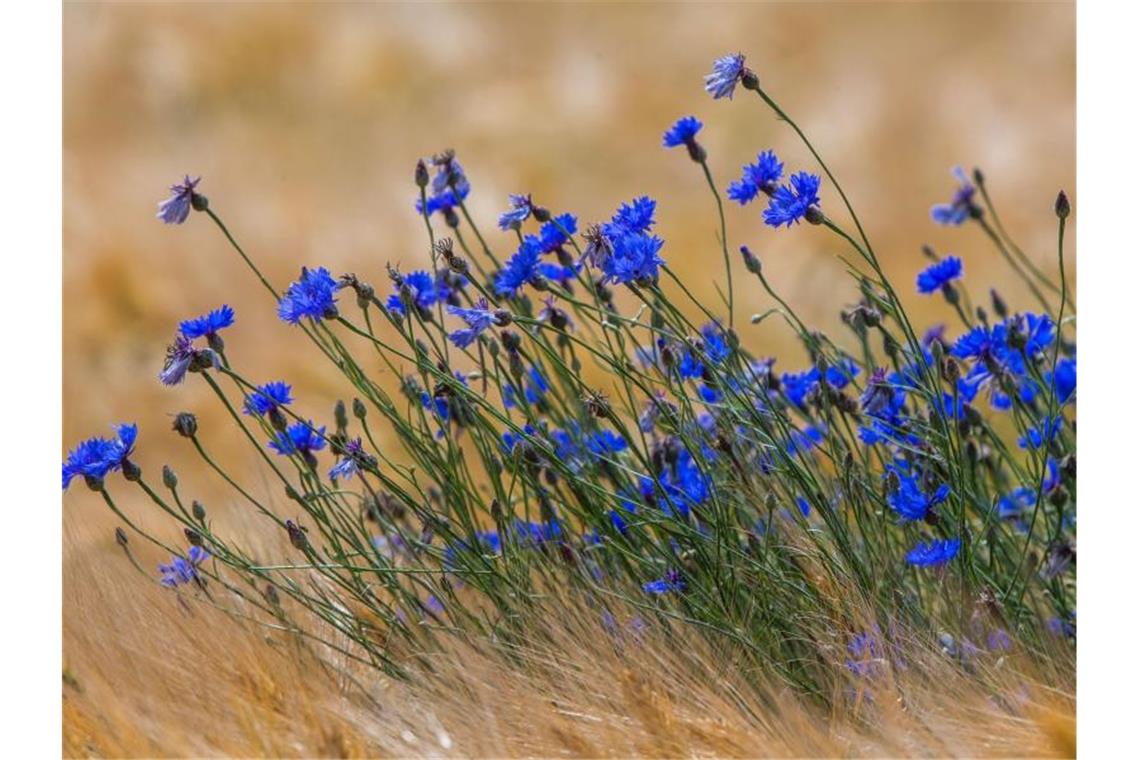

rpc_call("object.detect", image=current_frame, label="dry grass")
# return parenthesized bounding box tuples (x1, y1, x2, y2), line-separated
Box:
(65, 526, 1074, 758)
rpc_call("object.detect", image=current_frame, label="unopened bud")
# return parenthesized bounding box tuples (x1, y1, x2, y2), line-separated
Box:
(415, 159, 429, 189)
(122, 459, 141, 482)
(184, 527, 203, 547)
(335, 400, 348, 432)
(1055, 190, 1070, 220)
(353, 398, 367, 419)
(192, 500, 207, 521)
(990, 289, 1008, 319)
(162, 465, 178, 489)
(172, 412, 198, 438)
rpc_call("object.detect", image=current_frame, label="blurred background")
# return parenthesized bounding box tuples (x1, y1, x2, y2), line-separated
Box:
(63, 2, 1073, 748)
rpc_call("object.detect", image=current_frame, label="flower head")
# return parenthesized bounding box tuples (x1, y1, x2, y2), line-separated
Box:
(764, 172, 822, 228)
(448, 298, 499, 348)
(159, 546, 209, 588)
(498, 194, 533, 230)
(704, 53, 747, 100)
(727, 150, 784, 205)
(887, 467, 950, 522)
(268, 421, 327, 457)
(62, 423, 138, 490)
(416, 152, 471, 217)
(916, 256, 963, 294)
(159, 334, 214, 386)
(496, 236, 544, 296)
(905, 538, 961, 567)
(243, 381, 294, 417)
(387, 270, 455, 316)
(179, 305, 235, 339)
(328, 438, 374, 481)
(930, 167, 978, 226)
(600, 231, 665, 285)
(662, 116, 704, 159)
(643, 569, 686, 595)
(278, 267, 340, 324)
(156, 175, 201, 225)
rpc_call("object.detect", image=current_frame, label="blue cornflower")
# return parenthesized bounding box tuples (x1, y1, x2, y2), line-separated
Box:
(159, 545, 210, 588)
(997, 487, 1036, 520)
(953, 314, 1055, 409)
(387, 270, 454, 316)
(604, 196, 657, 238)
(417, 151, 471, 217)
(505, 366, 550, 408)
(448, 298, 498, 349)
(727, 150, 784, 205)
(277, 267, 340, 324)
(62, 423, 138, 490)
(930, 167, 978, 226)
(514, 519, 562, 546)
(643, 569, 686, 595)
(1050, 357, 1076, 404)
(704, 53, 747, 100)
(916, 256, 963, 294)
(179, 305, 235, 341)
(416, 185, 470, 216)
(496, 236, 544, 296)
(764, 172, 822, 228)
(1020, 416, 1063, 450)
(846, 630, 885, 678)
(887, 468, 950, 522)
(905, 538, 961, 567)
(243, 381, 294, 417)
(498, 194, 533, 230)
(662, 115, 704, 158)
(600, 230, 665, 285)
(268, 421, 327, 457)
(156, 175, 201, 225)
(537, 213, 578, 253)
(587, 429, 628, 457)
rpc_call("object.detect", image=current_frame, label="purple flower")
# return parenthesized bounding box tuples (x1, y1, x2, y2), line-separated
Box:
(643, 569, 686, 594)
(727, 150, 784, 205)
(159, 334, 214, 386)
(159, 546, 209, 588)
(763, 172, 822, 228)
(156, 175, 201, 225)
(498, 194, 533, 230)
(448, 298, 499, 348)
(179, 305, 235, 340)
(328, 438, 374, 481)
(930, 167, 978, 226)
(916, 256, 963, 294)
(704, 53, 747, 100)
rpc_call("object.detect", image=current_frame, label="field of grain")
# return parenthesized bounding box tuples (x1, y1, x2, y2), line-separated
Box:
(63, 3, 1075, 756)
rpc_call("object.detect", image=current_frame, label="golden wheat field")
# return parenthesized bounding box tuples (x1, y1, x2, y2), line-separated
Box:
(63, 2, 1076, 757)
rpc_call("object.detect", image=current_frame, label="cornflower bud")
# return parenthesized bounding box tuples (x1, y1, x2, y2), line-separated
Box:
(353, 398, 367, 419)
(334, 400, 348, 432)
(162, 465, 178, 489)
(990, 289, 1008, 319)
(192, 500, 207, 521)
(1055, 190, 1070, 220)
(740, 245, 761, 274)
(184, 527, 203, 547)
(122, 459, 141, 482)
(286, 520, 309, 551)
(172, 412, 198, 438)
(415, 159, 429, 188)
